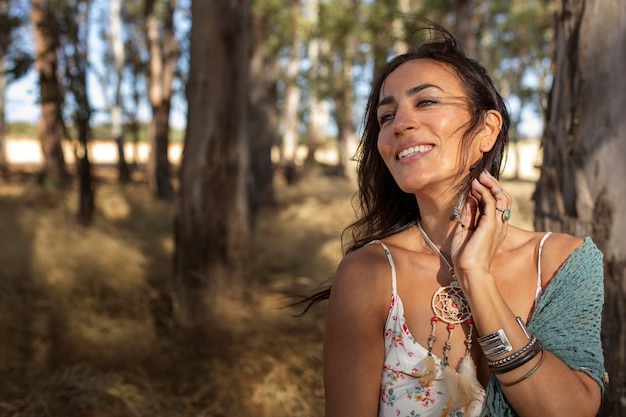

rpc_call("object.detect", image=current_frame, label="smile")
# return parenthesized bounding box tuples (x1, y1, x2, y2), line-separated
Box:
(397, 145, 433, 160)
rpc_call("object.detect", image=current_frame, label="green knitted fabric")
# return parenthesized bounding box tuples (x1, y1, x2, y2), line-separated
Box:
(481, 237, 605, 417)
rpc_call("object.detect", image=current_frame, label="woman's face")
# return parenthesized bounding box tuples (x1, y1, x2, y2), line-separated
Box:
(376, 59, 485, 197)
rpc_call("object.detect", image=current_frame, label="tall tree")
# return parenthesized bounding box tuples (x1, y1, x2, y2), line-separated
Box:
(249, 2, 277, 211)
(0, 0, 24, 177)
(109, 0, 131, 182)
(175, 0, 252, 327)
(533, 0, 625, 415)
(60, 0, 94, 224)
(452, 0, 475, 56)
(303, 0, 330, 171)
(321, 0, 360, 177)
(368, 0, 399, 79)
(122, 12, 147, 168)
(479, 0, 554, 178)
(0, 0, 32, 176)
(278, 0, 302, 184)
(0, 0, 21, 177)
(31, 0, 69, 186)
(145, 0, 177, 200)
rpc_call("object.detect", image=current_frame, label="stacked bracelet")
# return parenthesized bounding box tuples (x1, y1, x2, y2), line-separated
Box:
(489, 336, 543, 374)
(478, 328, 512, 358)
(499, 349, 546, 387)
(488, 336, 538, 367)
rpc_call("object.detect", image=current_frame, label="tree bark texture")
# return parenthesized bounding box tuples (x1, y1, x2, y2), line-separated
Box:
(534, 0, 626, 414)
(31, 0, 69, 186)
(175, 0, 252, 327)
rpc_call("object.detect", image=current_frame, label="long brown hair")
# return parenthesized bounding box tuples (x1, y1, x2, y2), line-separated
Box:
(297, 22, 510, 311)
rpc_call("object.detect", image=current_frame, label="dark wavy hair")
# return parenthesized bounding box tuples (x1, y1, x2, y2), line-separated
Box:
(346, 23, 510, 253)
(296, 22, 510, 311)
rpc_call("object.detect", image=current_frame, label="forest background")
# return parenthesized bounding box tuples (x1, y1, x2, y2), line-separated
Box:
(0, 0, 624, 416)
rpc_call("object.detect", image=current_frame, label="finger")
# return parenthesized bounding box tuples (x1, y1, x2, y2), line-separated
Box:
(470, 178, 511, 227)
(459, 194, 479, 230)
(495, 206, 512, 223)
(476, 171, 512, 209)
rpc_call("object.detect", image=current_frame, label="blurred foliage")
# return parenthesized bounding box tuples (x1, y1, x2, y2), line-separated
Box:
(3, 0, 556, 152)
(6, 121, 36, 137)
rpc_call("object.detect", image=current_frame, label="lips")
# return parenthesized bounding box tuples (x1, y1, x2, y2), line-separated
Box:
(396, 144, 433, 160)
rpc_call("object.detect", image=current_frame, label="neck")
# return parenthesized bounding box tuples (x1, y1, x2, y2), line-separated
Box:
(417, 220, 455, 277)
(413, 183, 465, 253)
(414, 174, 467, 221)
(416, 213, 456, 256)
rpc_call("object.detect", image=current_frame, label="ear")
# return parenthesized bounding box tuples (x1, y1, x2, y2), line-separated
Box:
(479, 110, 503, 153)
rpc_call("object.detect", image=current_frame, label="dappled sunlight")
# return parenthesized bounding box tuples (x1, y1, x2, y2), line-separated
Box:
(0, 170, 535, 416)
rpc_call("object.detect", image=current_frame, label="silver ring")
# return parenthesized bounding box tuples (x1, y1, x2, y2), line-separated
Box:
(496, 207, 511, 222)
(493, 188, 504, 196)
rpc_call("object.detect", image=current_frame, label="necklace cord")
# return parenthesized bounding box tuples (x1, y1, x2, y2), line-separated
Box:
(417, 221, 455, 278)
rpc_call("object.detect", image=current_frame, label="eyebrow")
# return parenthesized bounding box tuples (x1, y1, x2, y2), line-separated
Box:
(377, 83, 443, 109)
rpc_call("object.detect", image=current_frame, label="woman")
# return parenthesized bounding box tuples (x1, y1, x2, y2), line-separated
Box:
(322, 26, 605, 417)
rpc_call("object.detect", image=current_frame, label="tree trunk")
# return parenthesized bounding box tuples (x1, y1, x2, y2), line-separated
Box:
(0, 0, 6, 178)
(69, 1, 94, 226)
(110, 0, 130, 183)
(370, 0, 395, 79)
(534, 0, 626, 415)
(145, 0, 176, 200)
(249, 8, 276, 212)
(334, 55, 357, 178)
(303, 0, 329, 171)
(31, 0, 69, 187)
(148, 100, 173, 198)
(279, 0, 302, 184)
(391, 0, 409, 55)
(332, 1, 359, 178)
(0, 52, 7, 177)
(174, 0, 252, 328)
(453, 0, 476, 57)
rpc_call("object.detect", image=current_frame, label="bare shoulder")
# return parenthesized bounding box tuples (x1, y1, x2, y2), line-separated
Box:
(536, 231, 585, 285)
(505, 227, 585, 285)
(329, 242, 393, 327)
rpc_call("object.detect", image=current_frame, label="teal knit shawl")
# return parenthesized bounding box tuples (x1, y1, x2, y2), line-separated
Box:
(481, 237, 605, 416)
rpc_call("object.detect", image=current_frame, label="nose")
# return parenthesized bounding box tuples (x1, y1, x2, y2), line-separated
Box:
(392, 105, 417, 136)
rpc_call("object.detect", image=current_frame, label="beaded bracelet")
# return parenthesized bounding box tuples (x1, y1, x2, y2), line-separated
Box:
(498, 349, 546, 387)
(489, 340, 543, 374)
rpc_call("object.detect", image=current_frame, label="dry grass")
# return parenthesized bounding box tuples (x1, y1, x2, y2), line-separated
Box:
(0, 167, 533, 417)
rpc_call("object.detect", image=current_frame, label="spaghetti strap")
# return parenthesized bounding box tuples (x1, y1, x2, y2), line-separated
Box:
(535, 232, 553, 308)
(367, 240, 397, 294)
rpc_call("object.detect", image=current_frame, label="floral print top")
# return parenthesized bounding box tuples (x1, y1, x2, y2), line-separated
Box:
(372, 240, 485, 417)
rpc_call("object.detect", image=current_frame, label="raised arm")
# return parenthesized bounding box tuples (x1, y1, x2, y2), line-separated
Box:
(454, 171, 604, 417)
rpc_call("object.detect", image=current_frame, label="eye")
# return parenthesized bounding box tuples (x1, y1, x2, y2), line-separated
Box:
(416, 98, 438, 108)
(378, 112, 395, 126)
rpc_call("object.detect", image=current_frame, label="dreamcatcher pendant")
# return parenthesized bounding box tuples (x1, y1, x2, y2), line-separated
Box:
(431, 279, 472, 365)
(417, 222, 484, 412)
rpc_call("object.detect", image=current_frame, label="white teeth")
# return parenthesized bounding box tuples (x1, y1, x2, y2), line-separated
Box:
(397, 145, 433, 160)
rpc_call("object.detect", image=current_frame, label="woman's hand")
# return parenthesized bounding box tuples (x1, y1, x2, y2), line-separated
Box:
(450, 170, 511, 288)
